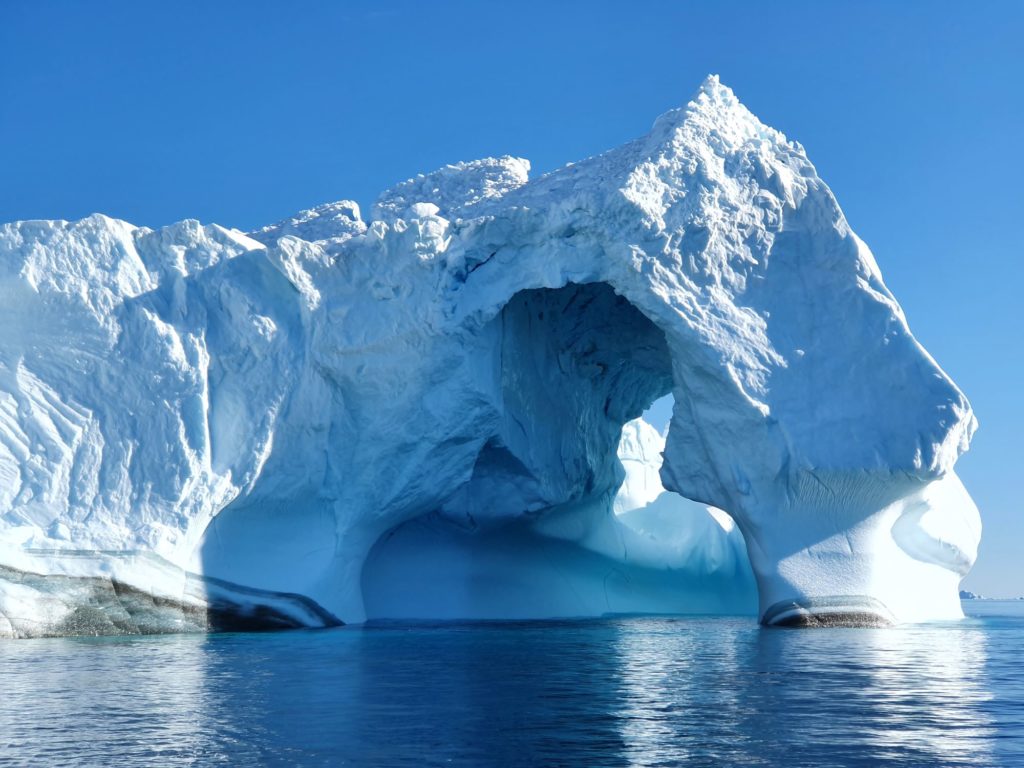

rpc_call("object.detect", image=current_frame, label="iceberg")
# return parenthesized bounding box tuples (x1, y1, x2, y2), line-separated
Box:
(0, 76, 979, 636)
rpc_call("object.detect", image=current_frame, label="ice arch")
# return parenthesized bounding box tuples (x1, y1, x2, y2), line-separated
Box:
(456, 282, 673, 522)
(361, 282, 754, 619)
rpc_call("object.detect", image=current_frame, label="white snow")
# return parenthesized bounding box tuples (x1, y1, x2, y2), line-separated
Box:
(371, 156, 530, 223)
(0, 76, 980, 635)
(614, 418, 668, 515)
(249, 200, 366, 247)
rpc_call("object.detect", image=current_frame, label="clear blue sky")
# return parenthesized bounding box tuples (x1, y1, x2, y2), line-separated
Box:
(1, 1, 1020, 595)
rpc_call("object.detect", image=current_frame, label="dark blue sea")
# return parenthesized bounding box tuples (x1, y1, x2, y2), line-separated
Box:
(1, 601, 1021, 767)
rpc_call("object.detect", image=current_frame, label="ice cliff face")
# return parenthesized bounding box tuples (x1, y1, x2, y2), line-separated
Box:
(0, 76, 979, 636)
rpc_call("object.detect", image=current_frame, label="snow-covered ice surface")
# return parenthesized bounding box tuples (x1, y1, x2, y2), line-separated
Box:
(0, 77, 979, 636)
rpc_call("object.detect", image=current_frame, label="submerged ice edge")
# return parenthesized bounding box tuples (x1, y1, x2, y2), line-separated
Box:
(0, 554, 342, 638)
(0, 76, 979, 635)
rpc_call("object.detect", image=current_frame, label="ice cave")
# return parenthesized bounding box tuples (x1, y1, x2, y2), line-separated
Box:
(0, 76, 980, 637)
(362, 283, 754, 621)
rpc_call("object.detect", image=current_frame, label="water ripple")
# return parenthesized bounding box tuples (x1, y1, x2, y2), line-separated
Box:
(0, 604, 1021, 766)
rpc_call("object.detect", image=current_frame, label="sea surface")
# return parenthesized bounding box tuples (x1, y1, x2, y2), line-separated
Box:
(1, 601, 1022, 767)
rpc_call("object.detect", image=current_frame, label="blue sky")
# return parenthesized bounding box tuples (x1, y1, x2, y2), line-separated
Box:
(1, 1, 1021, 595)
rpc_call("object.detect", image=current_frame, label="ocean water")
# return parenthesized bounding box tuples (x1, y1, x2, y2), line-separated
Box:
(1, 602, 1021, 767)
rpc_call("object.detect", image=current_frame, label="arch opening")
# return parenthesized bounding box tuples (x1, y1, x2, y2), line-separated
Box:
(361, 283, 756, 621)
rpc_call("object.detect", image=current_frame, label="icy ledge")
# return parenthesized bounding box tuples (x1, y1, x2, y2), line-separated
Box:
(0, 76, 979, 636)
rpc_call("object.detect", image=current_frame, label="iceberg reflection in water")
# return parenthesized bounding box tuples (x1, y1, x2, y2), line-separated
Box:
(0, 604, 1021, 766)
